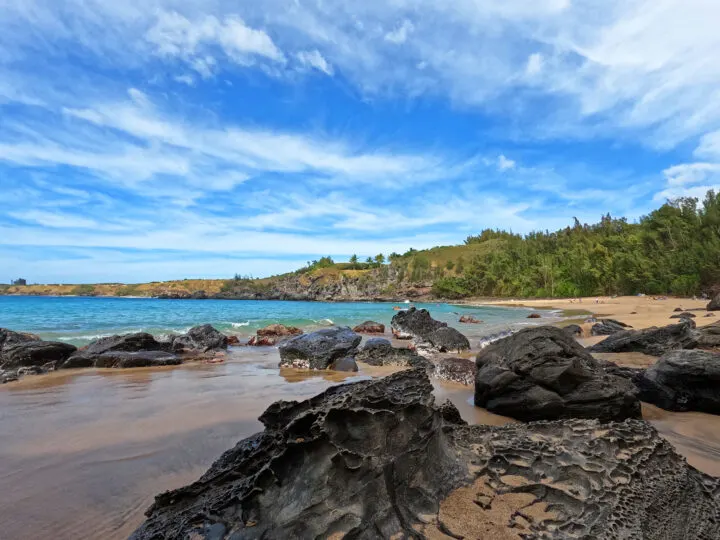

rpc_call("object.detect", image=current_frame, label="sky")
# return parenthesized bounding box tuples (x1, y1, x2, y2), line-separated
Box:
(2, 0, 720, 283)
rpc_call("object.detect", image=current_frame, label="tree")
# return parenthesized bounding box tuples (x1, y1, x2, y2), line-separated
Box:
(12, 278, 26, 286)
(374, 253, 385, 266)
(365, 256, 374, 265)
(349, 254, 358, 269)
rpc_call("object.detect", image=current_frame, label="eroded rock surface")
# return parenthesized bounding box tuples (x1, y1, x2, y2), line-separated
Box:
(708, 293, 720, 311)
(352, 320, 385, 334)
(172, 324, 228, 353)
(131, 369, 720, 540)
(475, 326, 640, 422)
(635, 350, 720, 413)
(390, 307, 446, 340)
(591, 319, 631, 336)
(435, 357, 475, 385)
(696, 321, 720, 350)
(278, 326, 361, 369)
(0, 328, 41, 350)
(93, 351, 182, 369)
(354, 337, 429, 369)
(248, 324, 303, 346)
(423, 326, 471, 354)
(588, 320, 698, 356)
(1, 341, 77, 369)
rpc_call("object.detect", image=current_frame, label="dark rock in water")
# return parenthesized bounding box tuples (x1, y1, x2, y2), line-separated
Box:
(635, 350, 720, 413)
(352, 320, 385, 334)
(434, 357, 474, 385)
(458, 315, 482, 324)
(61, 332, 166, 368)
(475, 326, 640, 422)
(424, 326, 470, 353)
(248, 324, 302, 346)
(588, 320, 698, 356)
(329, 357, 358, 372)
(131, 369, 720, 540)
(527, 313, 541, 319)
(175, 324, 228, 353)
(707, 293, 720, 311)
(94, 351, 182, 369)
(278, 327, 361, 370)
(1, 341, 77, 369)
(563, 324, 583, 337)
(670, 311, 697, 319)
(390, 307, 446, 340)
(354, 338, 429, 369)
(697, 321, 720, 349)
(226, 335, 240, 346)
(0, 328, 41, 350)
(591, 318, 632, 336)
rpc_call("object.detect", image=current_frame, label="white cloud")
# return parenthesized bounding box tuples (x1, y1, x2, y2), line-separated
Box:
(525, 53, 543, 77)
(296, 50, 333, 75)
(655, 162, 720, 201)
(497, 154, 516, 171)
(385, 20, 414, 44)
(174, 74, 195, 86)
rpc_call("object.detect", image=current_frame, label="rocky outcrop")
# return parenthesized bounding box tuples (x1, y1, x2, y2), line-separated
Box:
(588, 320, 698, 356)
(352, 321, 385, 334)
(131, 369, 720, 540)
(328, 357, 358, 372)
(172, 325, 227, 354)
(563, 324, 583, 337)
(707, 293, 720, 311)
(0, 328, 41, 350)
(354, 338, 430, 369)
(390, 307, 446, 340)
(475, 326, 640, 422)
(696, 321, 720, 349)
(459, 315, 482, 324)
(635, 350, 720, 413)
(434, 357, 475, 385)
(423, 326, 471, 354)
(1, 340, 77, 369)
(278, 327, 361, 370)
(94, 351, 182, 369)
(60, 331, 167, 368)
(591, 319, 631, 336)
(670, 311, 696, 319)
(247, 324, 302, 346)
(527, 313, 542, 319)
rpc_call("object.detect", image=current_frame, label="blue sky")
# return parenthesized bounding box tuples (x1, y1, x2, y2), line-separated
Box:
(2, 0, 720, 283)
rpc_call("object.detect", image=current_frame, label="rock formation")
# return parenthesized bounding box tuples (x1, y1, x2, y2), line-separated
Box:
(588, 320, 698, 356)
(354, 338, 429, 369)
(1, 340, 77, 369)
(171, 324, 228, 354)
(459, 315, 482, 324)
(707, 293, 720, 311)
(670, 311, 696, 319)
(591, 319, 631, 336)
(278, 326, 361, 369)
(696, 321, 720, 349)
(563, 324, 583, 337)
(247, 324, 302, 346)
(92, 351, 182, 369)
(352, 321, 385, 334)
(635, 350, 720, 413)
(390, 307, 446, 340)
(475, 326, 640, 422)
(131, 369, 720, 540)
(434, 357, 475, 385)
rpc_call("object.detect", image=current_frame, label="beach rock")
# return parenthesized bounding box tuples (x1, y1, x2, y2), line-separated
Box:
(697, 322, 720, 350)
(707, 293, 720, 311)
(1, 340, 77, 369)
(527, 313, 542, 319)
(475, 326, 640, 422)
(278, 326, 361, 370)
(94, 351, 182, 369)
(84, 332, 165, 355)
(226, 335, 240, 346)
(670, 311, 696, 319)
(673, 307, 684, 312)
(563, 324, 583, 337)
(588, 320, 698, 356)
(1, 369, 19, 383)
(435, 357, 475, 385)
(635, 350, 720, 413)
(131, 369, 720, 540)
(248, 324, 302, 346)
(328, 357, 359, 372)
(352, 321, 385, 334)
(459, 315, 482, 324)
(0, 328, 41, 350)
(390, 307, 446, 340)
(591, 319, 631, 336)
(706, 313, 716, 318)
(424, 326, 471, 354)
(354, 338, 430, 369)
(172, 325, 227, 353)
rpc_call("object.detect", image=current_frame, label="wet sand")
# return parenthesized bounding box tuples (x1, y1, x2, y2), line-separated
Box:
(1, 347, 719, 539)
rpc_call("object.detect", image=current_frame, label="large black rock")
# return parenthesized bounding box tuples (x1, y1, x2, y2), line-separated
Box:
(434, 357, 475, 385)
(591, 319, 631, 336)
(1, 340, 77, 369)
(94, 351, 182, 369)
(635, 350, 720, 413)
(475, 326, 640, 422)
(60, 331, 167, 369)
(390, 307, 446, 340)
(354, 338, 429, 369)
(172, 324, 228, 353)
(588, 320, 698, 356)
(424, 326, 470, 353)
(707, 293, 720, 311)
(0, 328, 40, 350)
(131, 369, 720, 540)
(278, 326, 361, 369)
(696, 321, 720, 350)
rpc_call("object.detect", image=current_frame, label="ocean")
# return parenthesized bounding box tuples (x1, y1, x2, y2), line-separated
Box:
(0, 295, 553, 346)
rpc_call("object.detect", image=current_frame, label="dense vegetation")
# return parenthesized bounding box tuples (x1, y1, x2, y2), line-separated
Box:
(428, 191, 720, 298)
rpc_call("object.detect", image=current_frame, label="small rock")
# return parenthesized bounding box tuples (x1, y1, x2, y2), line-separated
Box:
(591, 319, 632, 336)
(391, 307, 447, 340)
(329, 357, 359, 372)
(670, 312, 697, 319)
(248, 324, 303, 346)
(459, 315, 483, 324)
(352, 321, 385, 334)
(94, 351, 182, 368)
(435, 357, 474, 385)
(527, 313, 542, 319)
(226, 335, 240, 346)
(563, 324, 583, 337)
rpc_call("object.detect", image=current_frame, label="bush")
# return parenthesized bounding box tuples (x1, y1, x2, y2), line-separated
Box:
(432, 277, 471, 299)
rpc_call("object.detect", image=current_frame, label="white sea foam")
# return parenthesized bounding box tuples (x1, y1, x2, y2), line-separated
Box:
(313, 318, 334, 326)
(231, 321, 250, 328)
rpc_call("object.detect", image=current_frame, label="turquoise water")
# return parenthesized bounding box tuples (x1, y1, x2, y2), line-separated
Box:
(0, 296, 551, 346)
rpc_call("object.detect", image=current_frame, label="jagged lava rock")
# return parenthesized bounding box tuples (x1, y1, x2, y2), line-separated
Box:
(172, 324, 228, 353)
(352, 320, 385, 334)
(635, 350, 720, 413)
(278, 326, 361, 369)
(435, 357, 475, 385)
(0, 328, 41, 350)
(670, 311, 697, 319)
(475, 326, 640, 422)
(424, 326, 470, 353)
(131, 369, 720, 540)
(591, 319, 632, 336)
(92, 351, 181, 368)
(588, 320, 698, 356)
(61, 331, 166, 368)
(697, 321, 720, 349)
(1, 341, 77, 369)
(390, 307, 446, 340)
(354, 338, 431, 369)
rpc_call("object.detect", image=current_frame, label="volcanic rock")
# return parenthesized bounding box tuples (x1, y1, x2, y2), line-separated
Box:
(328, 357, 358, 372)
(434, 357, 475, 385)
(0, 328, 41, 350)
(458, 315, 482, 324)
(563, 324, 583, 337)
(354, 338, 431, 369)
(527, 313, 542, 319)
(670, 312, 697, 319)
(352, 321, 385, 334)
(390, 307, 446, 340)
(1, 340, 77, 369)
(475, 326, 640, 422)
(172, 325, 228, 353)
(248, 324, 302, 346)
(591, 319, 632, 336)
(131, 369, 720, 540)
(94, 351, 182, 369)
(707, 293, 720, 311)
(697, 321, 720, 349)
(423, 326, 471, 354)
(588, 320, 698, 356)
(278, 326, 361, 370)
